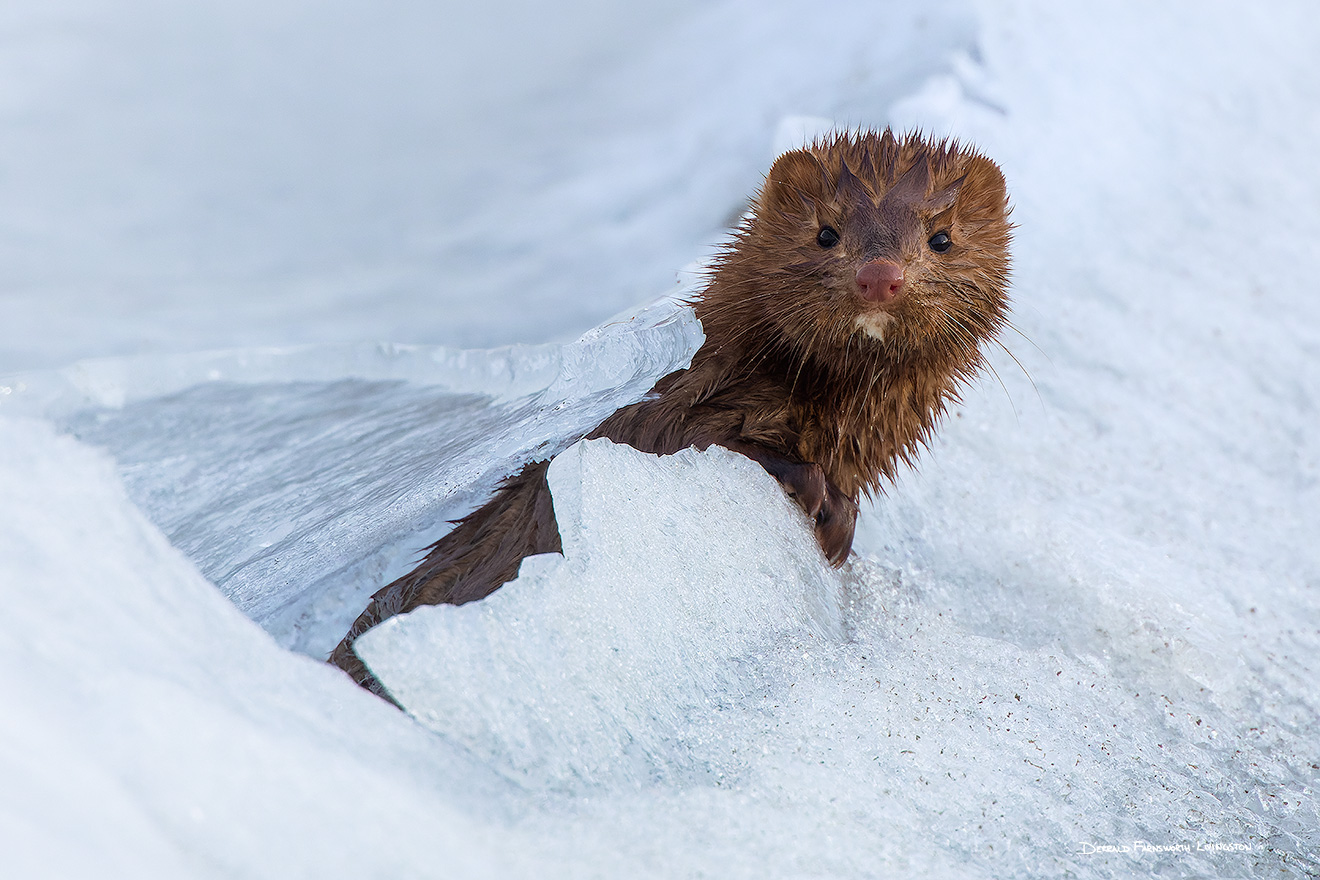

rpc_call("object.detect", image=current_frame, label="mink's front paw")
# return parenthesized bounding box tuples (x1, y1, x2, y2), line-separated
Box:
(772, 460, 828, 520)
(717, 440, 858, 566)
(814, 481, 858, 566)
(761, 457, 856, 565)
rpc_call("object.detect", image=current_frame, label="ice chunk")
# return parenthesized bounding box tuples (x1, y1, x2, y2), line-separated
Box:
(356, 438, 844, 789)
(39, 298, 702, 657)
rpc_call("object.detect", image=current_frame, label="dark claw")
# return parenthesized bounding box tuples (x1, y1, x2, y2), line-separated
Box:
(718, 440, 857, 566)
(814, 481, 858, 566)
(772, 460, 827, 520)
(779, 463, 858, 564)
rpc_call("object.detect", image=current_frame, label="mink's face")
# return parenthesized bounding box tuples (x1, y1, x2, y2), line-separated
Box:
(728, 132, 1012, 370)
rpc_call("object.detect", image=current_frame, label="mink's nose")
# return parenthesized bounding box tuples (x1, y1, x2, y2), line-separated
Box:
(856, 260, 905, 304)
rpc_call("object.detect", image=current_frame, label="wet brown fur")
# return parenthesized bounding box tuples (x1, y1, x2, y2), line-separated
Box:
(329, 129, 1013, 700)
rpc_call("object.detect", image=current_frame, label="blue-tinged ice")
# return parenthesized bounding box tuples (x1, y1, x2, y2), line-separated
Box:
(38, 298, 702, 656)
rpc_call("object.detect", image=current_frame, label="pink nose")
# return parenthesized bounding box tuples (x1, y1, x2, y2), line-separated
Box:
(856, 260, 905, 304)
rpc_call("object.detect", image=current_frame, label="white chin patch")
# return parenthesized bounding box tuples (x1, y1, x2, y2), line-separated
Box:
(854, 311, 894, 341)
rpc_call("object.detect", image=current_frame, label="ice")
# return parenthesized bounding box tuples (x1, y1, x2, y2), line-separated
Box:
(357, 439, 845, 788)
(23, 298, 701, 657)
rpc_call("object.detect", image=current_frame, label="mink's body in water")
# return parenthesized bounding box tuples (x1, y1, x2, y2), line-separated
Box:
(330, 129, 1013, 699)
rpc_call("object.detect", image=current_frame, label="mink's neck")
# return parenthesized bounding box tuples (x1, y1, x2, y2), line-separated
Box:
(691, 327, 960, 498)
(593, 278, 972, 500)
(678, 302, 967, 499)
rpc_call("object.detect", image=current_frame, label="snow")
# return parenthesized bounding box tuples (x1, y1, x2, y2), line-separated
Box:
(2, 0, 1319, 877)
(0, 418, 521, 879)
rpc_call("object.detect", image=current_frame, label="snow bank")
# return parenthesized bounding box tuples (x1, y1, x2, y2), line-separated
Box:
(0, 418, 521, 879)
(0, 0, 975, 372)
(354, 438, 1318, 877)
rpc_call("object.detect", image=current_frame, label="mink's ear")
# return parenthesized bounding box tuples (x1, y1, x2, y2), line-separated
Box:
(761, 149, 830, 216)
(956, 155, 1009, 221)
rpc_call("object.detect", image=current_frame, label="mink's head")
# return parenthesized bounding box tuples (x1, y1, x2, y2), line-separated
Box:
(702, 129, 1012, 384)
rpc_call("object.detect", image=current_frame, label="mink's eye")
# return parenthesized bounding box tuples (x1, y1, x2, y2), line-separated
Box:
(816, 226, 840, 248)
(928, 231, 953, 253)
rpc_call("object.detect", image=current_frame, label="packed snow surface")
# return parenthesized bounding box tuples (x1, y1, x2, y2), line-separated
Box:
(2, 1, 1318, 878)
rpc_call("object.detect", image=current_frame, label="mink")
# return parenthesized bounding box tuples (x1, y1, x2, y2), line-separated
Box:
(329, 129, 1013, 701)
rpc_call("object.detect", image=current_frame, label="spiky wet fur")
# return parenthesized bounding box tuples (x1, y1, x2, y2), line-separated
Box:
(330, 129, 1013, 699)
